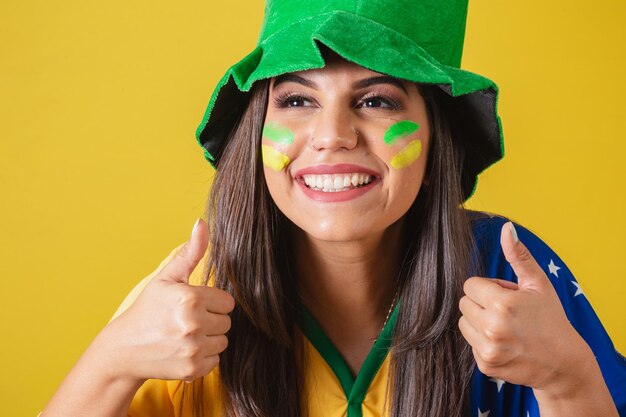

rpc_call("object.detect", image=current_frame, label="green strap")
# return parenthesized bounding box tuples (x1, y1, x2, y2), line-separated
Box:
(296, 305, 356, 396)
(296, 300, 401, 417)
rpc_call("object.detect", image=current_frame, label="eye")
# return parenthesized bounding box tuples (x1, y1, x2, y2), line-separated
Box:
(273, 93, 314, 108)
(357, 95, 401, 110)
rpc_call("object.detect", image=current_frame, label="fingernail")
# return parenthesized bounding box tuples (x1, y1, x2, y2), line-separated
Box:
(509, 222, 518, 243)
(191, 218, 201, 238)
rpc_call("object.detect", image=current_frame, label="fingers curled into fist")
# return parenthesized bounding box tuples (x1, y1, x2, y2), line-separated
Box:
(105, 219, 235, 383)
(458, 222, 592, 392)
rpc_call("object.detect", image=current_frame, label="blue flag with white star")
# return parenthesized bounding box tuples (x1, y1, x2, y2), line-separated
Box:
(469, 215, 626, 417)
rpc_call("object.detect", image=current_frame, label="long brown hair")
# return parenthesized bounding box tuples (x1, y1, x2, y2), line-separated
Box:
(182, 76, 477, 416)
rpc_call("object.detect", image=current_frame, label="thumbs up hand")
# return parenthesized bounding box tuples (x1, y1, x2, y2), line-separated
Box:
(459, 222, 594, 395)
(101, 219, 235, 383)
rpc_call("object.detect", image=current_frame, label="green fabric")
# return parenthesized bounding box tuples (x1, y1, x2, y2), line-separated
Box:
(296, 300, 401, 417)
(258, 0, 468, 68)
(195, 0, 505, 200)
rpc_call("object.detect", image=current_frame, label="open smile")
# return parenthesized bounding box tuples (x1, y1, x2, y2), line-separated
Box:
(293, 163, 382, 202)
(300, 173, 373, 192)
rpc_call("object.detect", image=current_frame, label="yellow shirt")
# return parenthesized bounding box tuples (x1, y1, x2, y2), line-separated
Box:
(115, 245, 396, 417)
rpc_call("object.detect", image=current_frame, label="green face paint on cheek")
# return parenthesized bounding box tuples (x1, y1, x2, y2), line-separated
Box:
(390, 140, 422, 170)
(262, 144, 290, 171)
(383, 120, 420, 145)
(262, 121, 294, 145)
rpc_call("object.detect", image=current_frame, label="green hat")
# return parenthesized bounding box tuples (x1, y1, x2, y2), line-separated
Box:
(195, 0, 504, 199)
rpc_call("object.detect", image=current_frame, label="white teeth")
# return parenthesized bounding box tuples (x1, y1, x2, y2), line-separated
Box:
(301, 173, 374, 192)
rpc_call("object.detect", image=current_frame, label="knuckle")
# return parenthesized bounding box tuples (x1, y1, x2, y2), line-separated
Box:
(206, 355, 220, 370)
(224, 293, 236, 311)
(179, 320, 202, 338)
(458, 296, 465, 311)
(219, 315, 232, 333)
(483, 324, 504, 342)
(476, 361, 495, 378)
(213, 335, 229, 352)
(472, 348, 494, 377)
(179, 361, 201, 381)
(205, 335, 229, 354)
(206, 314, 231, 335)
(173, 287, 193, 306)
(480, 343, 503, 365)
(211, 288, 236, 312)
(178, 291, 200, 309)
(493, 296, 515, 317)
(483, 317, 507, 342)
(198, 356, 220, 377)
(516, 246, 533, 263)
(463, 277, 477, 294)
(458, 316, 470, 339)
(182, 356, 220, 381)
(180, 342, 201, 360)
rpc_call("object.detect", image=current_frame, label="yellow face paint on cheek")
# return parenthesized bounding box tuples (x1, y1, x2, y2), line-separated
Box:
(390, 140, 422, 170)
(262, 144, 290, 171)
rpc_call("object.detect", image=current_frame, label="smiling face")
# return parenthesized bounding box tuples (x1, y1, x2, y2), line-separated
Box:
(262, 53, 431, 242)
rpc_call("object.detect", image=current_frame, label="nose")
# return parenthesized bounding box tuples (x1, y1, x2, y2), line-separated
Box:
(310, 106, 358, 151)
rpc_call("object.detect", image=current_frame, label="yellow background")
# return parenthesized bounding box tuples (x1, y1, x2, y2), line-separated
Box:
(1, 0, 624, 415)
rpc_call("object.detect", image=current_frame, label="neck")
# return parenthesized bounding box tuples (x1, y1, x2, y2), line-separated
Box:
(294, 220, 404, 341)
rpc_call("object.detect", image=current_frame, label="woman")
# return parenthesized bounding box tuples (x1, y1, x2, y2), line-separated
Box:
(41, 0, 626, 416)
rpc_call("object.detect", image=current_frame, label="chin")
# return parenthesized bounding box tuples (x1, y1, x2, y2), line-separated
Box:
(291, 217, 380, 243)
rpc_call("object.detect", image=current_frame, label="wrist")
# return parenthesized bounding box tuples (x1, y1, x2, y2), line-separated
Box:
(533, 335, 597, 401)
(41, 324, 147, 416)
(532, 341, 619, 417)
(84, 322, 147, 389)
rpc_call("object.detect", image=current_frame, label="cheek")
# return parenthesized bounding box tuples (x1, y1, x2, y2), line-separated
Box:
(383, 120, 420, 145)
(261, 121, 296, 172)
(262, 144, 290, 172)
(389, 140, 422, 170)
(262, 121, 295, 145)
(380, 120, 424, 170)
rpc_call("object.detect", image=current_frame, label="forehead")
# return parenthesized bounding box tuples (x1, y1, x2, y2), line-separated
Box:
(271, 52, 394, 88)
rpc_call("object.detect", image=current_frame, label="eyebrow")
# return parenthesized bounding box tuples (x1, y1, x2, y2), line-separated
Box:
(271, 74, 408, 94)
(272, 74, 318, 90)
(353, 76, 408, 94)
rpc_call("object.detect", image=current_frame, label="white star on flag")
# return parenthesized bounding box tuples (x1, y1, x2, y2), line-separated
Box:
(548, 259, 561, 277)
(571, 281, 584, 297)
(478, 408, 490, 417)
(489, 377, 505, 392)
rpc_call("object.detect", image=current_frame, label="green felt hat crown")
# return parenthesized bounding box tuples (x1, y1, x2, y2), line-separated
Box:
(196, 0, 504, 199)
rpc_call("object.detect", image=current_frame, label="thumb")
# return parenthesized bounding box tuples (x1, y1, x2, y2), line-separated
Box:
(159, 218, 209, 284)
(500, 221, 548, 291)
